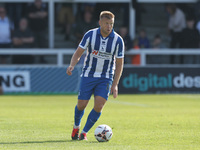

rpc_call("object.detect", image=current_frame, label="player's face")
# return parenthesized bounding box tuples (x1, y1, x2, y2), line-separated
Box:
(99, 17, 114, 37)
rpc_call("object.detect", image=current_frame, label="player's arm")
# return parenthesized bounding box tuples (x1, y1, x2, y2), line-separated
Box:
(111, 57, 124, 98)
(66, 47, 85, 76)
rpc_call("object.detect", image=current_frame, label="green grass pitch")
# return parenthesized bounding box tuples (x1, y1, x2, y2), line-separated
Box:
(0, 95, 200, 150)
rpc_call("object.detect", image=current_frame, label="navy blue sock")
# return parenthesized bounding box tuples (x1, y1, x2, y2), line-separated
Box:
(74, 105, 84, 126)
(82, 109, 101, 133)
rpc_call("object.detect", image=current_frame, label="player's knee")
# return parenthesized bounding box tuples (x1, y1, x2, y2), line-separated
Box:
(77, 101, 88, 110)
(77, 104, 86, 110)
(94, 105, 104, 113)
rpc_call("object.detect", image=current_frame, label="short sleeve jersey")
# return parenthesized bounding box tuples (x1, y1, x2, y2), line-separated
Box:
(79, 27, 124, 80)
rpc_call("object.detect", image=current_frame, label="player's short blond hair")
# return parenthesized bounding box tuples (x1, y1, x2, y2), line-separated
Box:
(100, 11, 115, 20)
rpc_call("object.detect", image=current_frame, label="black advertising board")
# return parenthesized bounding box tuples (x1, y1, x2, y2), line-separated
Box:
(119, 67, 200, 94)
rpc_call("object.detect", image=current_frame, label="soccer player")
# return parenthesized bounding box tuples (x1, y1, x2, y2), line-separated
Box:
(66, 11, 124, 140)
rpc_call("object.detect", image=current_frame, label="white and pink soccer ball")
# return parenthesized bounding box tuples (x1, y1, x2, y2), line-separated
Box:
(94, 124, 113, 142)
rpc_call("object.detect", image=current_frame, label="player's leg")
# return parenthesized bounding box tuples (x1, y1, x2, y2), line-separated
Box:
(79, 96, 106, 140)
(0, 86, 3, 95)
(72, 100, 89, 140)
(94, 96, 107, 112)
(74, 100, 89, 128)
(79, 78, 112, 140)
(71, 77, 95, 140)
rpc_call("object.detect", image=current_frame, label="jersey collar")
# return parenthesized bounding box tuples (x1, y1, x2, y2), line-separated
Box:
(97, 27, 114, 38)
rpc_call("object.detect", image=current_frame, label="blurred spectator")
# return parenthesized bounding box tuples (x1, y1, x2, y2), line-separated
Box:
(133, 38, 140, 49)
(149, 34, 166, 64)
(166, 3, 186, 48)
(27, 0, 48, 48)
(180, 17, 200, 64)
(0, 86, 3, 95)
(180, 17, 200, 49)
(131, 38, 140, 65)
(119, 26, 132, 50)
(166, 3, 186, 64)
(138, 29, 150, 48)
(152, 34, 166, 49)
(0, 5, 14, 64)
(57, 3, 75, 40)
(74, 10, 96, 45)
(12, 18, 34, 64)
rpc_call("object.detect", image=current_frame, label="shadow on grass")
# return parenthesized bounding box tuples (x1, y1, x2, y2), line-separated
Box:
(0, 139, 85, 145)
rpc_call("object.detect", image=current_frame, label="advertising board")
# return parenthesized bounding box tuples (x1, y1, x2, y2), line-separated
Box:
(119, 67, 200, 93)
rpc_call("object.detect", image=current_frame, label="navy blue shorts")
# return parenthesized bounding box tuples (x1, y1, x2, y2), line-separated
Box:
(78, 77, 112, 100)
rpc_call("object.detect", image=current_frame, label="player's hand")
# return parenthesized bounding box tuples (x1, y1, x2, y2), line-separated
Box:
(110, 84, 118, 98)
(66, 66, 74, 76)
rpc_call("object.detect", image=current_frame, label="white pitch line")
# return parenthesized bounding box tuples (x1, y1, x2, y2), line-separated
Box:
(108, 99, 149, 107)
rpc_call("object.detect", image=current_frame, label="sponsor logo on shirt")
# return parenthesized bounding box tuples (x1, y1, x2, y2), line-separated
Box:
(92, 50, 99, 55)
(92, 50, 112, 60)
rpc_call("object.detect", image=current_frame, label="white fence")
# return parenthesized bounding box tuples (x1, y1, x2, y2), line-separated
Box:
(0, 49, 200, 66)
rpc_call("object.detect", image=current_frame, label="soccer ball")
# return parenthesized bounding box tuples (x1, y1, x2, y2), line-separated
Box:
(94, 124, 113, 142)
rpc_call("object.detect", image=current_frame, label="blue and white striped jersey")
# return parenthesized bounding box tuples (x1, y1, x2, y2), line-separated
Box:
(79, 27, 124, 80)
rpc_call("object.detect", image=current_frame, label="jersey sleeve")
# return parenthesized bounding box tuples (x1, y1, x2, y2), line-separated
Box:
(79, 30, 92, 50)
(115, 37, 125, 58)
